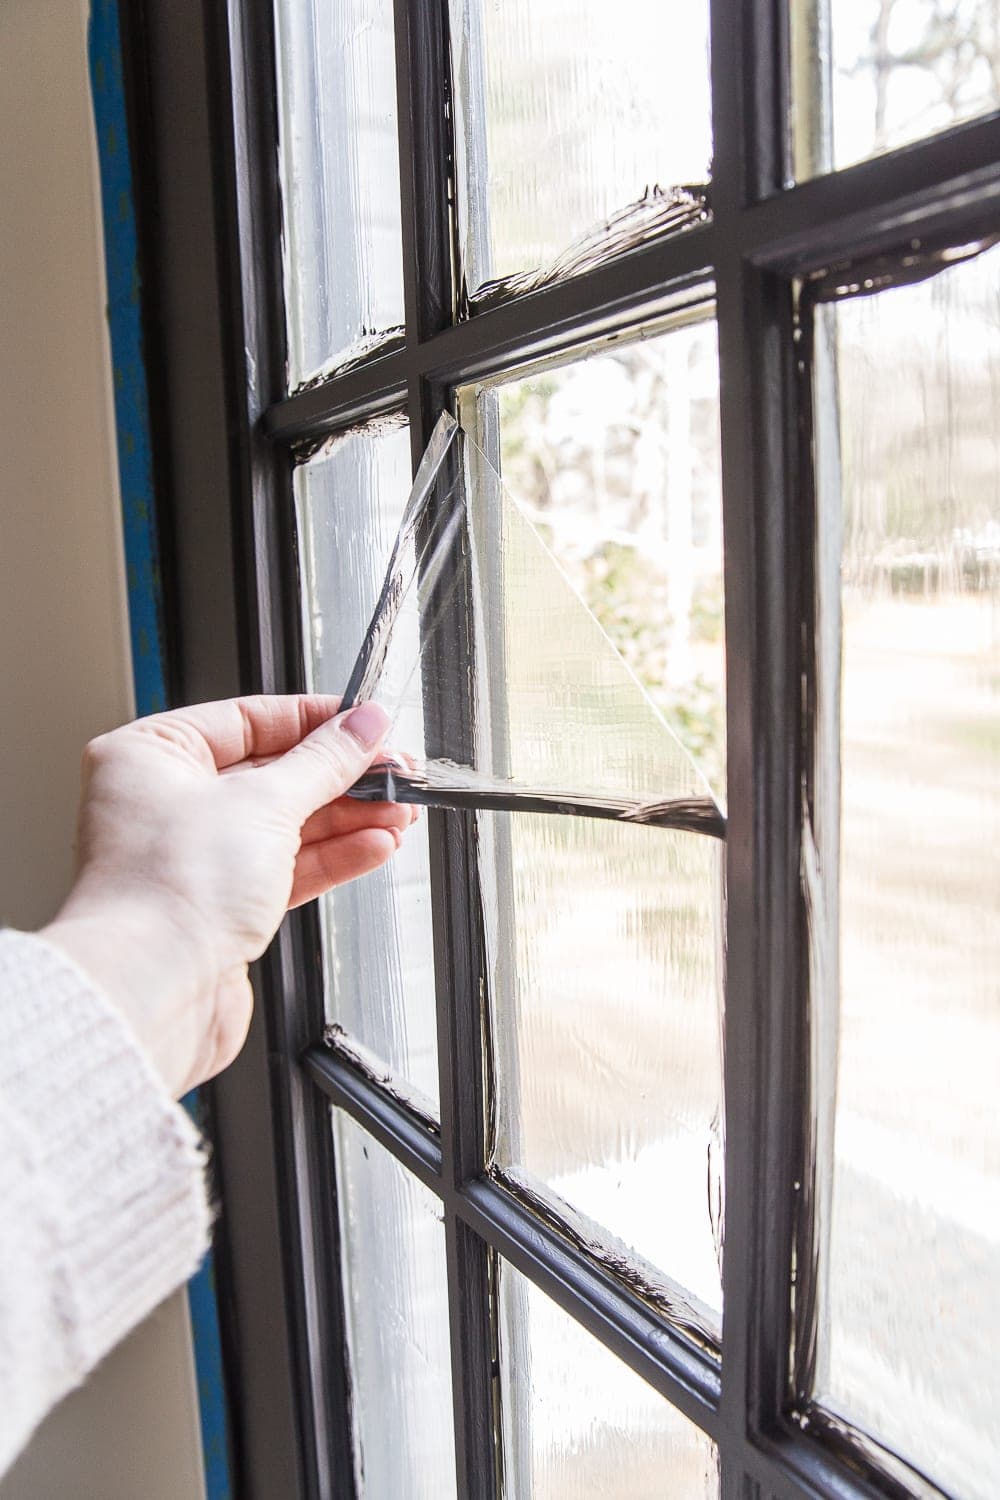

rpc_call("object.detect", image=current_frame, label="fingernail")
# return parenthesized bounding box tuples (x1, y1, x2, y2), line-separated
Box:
(342, 702, 391, 749)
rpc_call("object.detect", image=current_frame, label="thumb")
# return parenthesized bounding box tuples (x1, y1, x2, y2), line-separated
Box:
(262, 702, 391, 821)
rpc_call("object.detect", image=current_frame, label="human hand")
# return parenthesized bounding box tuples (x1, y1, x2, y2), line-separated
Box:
(43, 696, 414, 1098)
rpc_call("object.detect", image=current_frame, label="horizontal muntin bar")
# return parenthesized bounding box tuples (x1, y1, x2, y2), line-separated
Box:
(302, 1043, 442, 1191)
(261, 226, 714, 449)
(266, 117, 1000, 454)
(457, 1175, 722, 1436)
(746, 111, 1000, 274)
(749, 1420, 931, 1500)
(264, 349, 410, 448)
(785, 1404, 951, 1500)
(301, 1042, 722, 1434)
(263, 118, 1000, 451)
(422, 235, 714, 390)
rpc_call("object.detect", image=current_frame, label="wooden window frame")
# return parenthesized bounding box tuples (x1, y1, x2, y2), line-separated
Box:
(119, 1, 1000, 1495)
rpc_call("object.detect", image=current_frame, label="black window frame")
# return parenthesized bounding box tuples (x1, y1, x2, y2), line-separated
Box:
(120, 2, 1000, 1496)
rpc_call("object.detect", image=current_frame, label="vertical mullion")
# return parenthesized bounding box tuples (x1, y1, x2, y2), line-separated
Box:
(711, 0, 803, 1494)
(391, 4, 499, 1496)
(205, 1, 362, 1495)
(392, 0, 454, 348)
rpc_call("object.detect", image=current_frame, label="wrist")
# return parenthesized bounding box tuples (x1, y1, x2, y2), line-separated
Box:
(42, 893, 212, 1098)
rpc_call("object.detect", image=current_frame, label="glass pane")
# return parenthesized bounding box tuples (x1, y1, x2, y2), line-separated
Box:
(274, 0, 405, 386)
(487, 813, 724, 1330)
(487, 318, 726, 793)
(812, 246, 1000, 1496)
(333, 1110, 457, 1498)
(792, 0, 1000, 179)
(498, 1259, 719, 1497)
(469, 319, 727, 1332)
(450, 0, 711, 299)
(296, 419, 439, 1109)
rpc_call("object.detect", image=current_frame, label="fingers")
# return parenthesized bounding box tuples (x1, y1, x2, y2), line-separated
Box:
(262, 703, 391, 821)
(289, 827, 400, 908)
(147, 695, 344, 771)
(300, 795, 418, 846)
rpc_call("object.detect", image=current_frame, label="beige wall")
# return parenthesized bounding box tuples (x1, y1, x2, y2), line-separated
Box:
(0, 1, 206, 1494)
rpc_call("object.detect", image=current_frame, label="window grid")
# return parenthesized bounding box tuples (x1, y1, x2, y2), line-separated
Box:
(200, 0, 1000, 1496)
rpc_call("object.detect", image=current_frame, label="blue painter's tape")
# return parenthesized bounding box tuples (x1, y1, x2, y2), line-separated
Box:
(87, 0, 163, 718)
(88, 4, 233, 1495)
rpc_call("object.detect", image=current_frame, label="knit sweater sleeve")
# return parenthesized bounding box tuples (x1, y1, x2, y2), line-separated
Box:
(0, 928, 212, 1477)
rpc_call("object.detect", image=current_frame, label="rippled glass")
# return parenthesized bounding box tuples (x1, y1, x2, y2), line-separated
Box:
(469, 320, 727, 1330)
(811, 245, 1000, 1496)
(449, 0, 712, 298)
(274, 0, 404, 385)
(498, 1259, 720, 1497)
(486, 813, 725, 1329)
(333, 1111, 456, 1498)
(296, 420, 439, 1109)
(792, 0, 1000, 179)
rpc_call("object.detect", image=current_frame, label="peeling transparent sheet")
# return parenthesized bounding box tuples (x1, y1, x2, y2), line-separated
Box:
(295, 418, 439, 1110)
(273, 0, 405, 386)
(332, 1110, 457, 1498)
(808, 243, 1000, 1496)
(791, 0, 1000, 180)
(449, 0, 711, 298)
(344, 352, 726, 1330)
(497, 1258, 720, 1498)
(345, 411, 725, 840)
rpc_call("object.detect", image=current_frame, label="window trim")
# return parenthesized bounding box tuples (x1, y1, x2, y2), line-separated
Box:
(121, 0, 1000, 1495)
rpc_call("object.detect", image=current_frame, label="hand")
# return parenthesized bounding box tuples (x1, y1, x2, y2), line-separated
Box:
(42, 696, 414, 1097)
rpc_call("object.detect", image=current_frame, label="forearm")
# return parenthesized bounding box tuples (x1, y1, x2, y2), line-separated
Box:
(0, 929, 211, 1477)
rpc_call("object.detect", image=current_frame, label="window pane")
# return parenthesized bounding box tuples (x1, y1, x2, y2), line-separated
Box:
(450, 0, 711, 299)
(792, 0, 1000, 179)
(274, 0, 404, 386)
(485, 319, 726, 793)
(486, 813, 724, 1329)
(498, 1259, 719, 1497)
(333, 1110, 457, 1498)
(296, 419, 439, 1109)
(811, 247, 1000, 1496)
(465, 318, 727, 1331)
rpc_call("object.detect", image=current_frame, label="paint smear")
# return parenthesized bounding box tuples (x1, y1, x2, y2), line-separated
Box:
(467, 187, 710, 315)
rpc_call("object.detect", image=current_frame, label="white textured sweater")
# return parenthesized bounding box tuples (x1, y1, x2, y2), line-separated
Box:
(0, 929, 212, 1476)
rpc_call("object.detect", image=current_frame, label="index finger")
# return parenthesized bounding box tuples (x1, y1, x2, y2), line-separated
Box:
(147, 694, 344, 770)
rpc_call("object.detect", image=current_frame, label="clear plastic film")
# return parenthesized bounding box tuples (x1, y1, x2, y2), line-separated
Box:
(345, 411, 726, 841)
(343, 409, 726, 1335)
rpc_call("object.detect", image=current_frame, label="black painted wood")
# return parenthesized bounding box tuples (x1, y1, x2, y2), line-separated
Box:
(126, 0, 1000, 1493)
